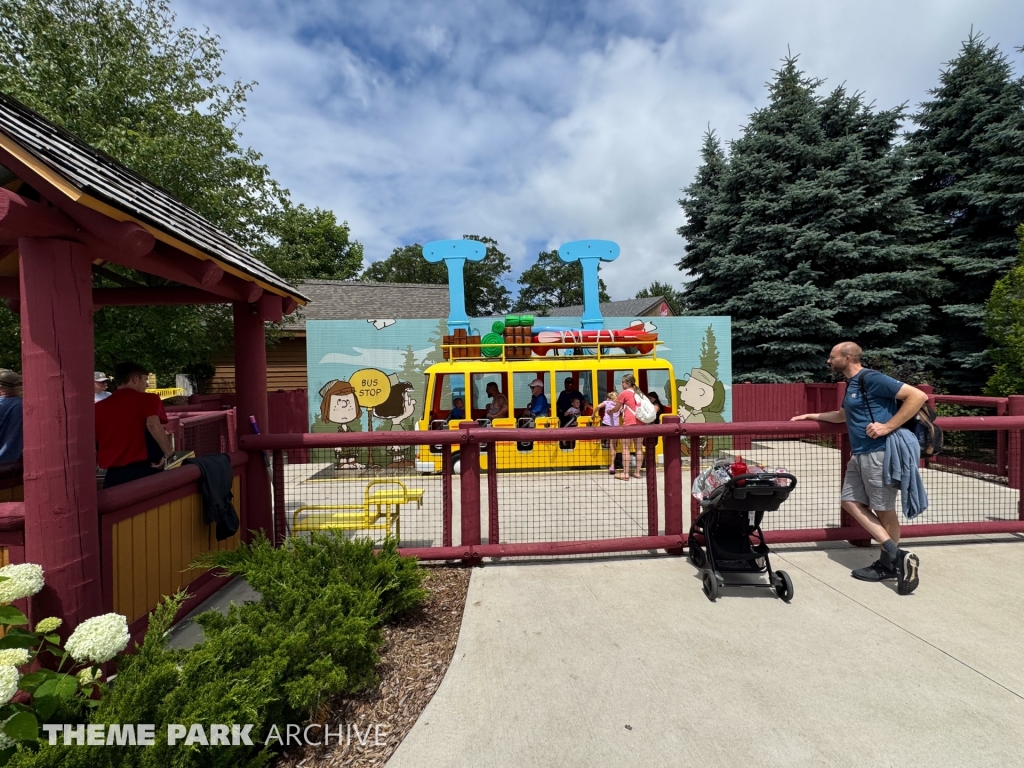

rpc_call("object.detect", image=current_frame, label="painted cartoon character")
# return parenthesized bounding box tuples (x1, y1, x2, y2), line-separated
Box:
(319, 379, 364, 469)
(678, 368, 727, 424)
(372, 375, 417, 467)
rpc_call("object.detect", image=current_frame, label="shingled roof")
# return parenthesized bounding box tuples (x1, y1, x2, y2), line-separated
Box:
(0, 90, 304, 301)
(544, 296, 671, 318)
(281, 280, 450, 331)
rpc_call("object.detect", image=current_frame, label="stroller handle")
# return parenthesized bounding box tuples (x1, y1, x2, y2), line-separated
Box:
(726, 472, 797, 490)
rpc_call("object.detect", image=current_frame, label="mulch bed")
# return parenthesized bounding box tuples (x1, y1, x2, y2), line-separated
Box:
(274, 566, 471, 767)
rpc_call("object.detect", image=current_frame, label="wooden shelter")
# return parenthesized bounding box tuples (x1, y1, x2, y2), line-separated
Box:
(0, 91, 305, 634)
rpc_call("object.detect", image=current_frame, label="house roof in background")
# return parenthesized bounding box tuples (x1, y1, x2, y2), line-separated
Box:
(282, 280, 449, 331)
(544, 296, 671, 318)
(0, 90, 304, 301)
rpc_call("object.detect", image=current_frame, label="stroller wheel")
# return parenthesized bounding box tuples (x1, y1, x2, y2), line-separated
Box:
(775, 570, 794, 602)
(701, 569, 719, 602)
(689, 540, 705, 568)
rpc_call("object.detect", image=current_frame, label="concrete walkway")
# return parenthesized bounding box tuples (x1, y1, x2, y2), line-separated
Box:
(387, 536, 1024, 768)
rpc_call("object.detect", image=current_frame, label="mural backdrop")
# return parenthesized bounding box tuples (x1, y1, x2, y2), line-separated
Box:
(307, 316, 732, 439)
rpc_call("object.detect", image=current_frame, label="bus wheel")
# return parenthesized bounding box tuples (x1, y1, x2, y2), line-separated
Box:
(450, 452, 461, 475)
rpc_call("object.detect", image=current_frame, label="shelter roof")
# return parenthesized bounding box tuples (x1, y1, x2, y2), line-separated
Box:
(0, 90, 303, 301)
(282, 280, 450, 331)
(544, 296, 671, 318)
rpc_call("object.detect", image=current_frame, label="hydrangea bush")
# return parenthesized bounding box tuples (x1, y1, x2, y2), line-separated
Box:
(0, 565, 130, 765)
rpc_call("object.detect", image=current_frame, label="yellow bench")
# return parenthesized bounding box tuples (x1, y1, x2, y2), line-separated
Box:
(291, 479, 424, 540)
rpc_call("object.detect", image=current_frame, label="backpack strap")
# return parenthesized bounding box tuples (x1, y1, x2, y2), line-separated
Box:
(853, 370, 876, 423)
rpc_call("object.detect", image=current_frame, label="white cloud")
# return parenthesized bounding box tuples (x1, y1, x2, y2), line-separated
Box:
(178, 0, 1024, 299)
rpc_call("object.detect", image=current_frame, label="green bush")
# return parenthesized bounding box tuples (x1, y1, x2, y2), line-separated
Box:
(11, 535, 426, 768)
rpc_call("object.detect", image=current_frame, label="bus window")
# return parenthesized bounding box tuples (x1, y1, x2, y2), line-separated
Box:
(554, 370, 594, 416)
(430, 373, 466, 422)
(471, 373, 507, 420)
(642, 369, 672, 414)
(513, 371, 551, 417)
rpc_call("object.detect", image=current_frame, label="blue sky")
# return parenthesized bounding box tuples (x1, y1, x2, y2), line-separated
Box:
(175, 0, 1024, 300)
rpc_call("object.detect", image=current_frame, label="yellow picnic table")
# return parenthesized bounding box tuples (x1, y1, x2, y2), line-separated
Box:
(291, 479, 424, 541)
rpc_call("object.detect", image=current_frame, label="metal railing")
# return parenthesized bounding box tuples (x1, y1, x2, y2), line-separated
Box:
(241, 414, 1024, 562)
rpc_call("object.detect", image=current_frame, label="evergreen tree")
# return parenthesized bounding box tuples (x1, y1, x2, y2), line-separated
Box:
(513, 250, 610, 313)
(678, 57, 942, 382)
(677, 129, 727, 310)
(906, 33, 1024, 392)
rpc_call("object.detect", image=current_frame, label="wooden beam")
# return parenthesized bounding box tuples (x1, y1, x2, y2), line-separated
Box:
(92, 287, 230, 306)
(282, 297, 299, 315)
(0, 187, 80, 239)
(258, 293, 283, 323)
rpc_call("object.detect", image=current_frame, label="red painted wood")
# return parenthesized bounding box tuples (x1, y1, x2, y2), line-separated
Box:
(92, 287, 232, 306)
(733, 383, 807, 422)
(441, 445, 453, 548)
(459, 422, 482, 554)
(233, 301, 272, 538)
(282, 298, 299, 315)
(645, 436, 658, 536)
(661, 417, 683, 551)
(0, 189, 79, 238)
(272, 450, 286, 546)
(486, 442, 499, 545)
(258, 294, 283, 323)
(19, 238, 103, 629)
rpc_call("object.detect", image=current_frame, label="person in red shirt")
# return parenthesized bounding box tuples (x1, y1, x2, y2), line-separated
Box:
(95, 362, 173, 488)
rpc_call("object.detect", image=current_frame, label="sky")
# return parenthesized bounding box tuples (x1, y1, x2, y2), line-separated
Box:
(174, 0, 1024, 301)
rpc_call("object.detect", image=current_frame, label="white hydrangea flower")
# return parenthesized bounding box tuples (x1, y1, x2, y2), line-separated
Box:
(34, 617, 62, 634)
(0, 649, 29, 667)
(77, 667, 102, 687)
(0, 563, 45, 604)
(65, 614, 129, 664)
(0, 666, 19, 705)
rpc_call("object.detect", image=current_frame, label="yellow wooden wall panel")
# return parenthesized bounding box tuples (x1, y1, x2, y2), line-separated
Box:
(0, 547, 8, 567)
(0, 485, 23, 502)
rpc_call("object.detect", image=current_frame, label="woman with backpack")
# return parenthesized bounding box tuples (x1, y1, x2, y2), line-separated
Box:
(616, 374, 644, 480)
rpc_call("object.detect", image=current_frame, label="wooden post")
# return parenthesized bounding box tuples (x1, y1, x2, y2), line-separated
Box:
(19, 238, 103, 628)
(459, 421, 481, 563)
(1007, 396, 1024, 499)
(233, 301, 272, 540)
(661, 416, 683, 553)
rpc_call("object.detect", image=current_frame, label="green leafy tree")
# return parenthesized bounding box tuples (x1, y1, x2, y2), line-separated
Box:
(634, 281, 684, 315)
(906, 32, 1024, 393)
(678, 57, 942, 382)
(513, 250, 610, 314)
(699, 325, 720, 380)
(984, 225, 1024, 395)
(361, 236, 511, 316)
(0, 0, 359, 381)
(257, 203, 363, 282)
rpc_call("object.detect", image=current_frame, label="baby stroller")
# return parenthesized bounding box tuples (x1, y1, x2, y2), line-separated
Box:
(688, 471, 798, 602)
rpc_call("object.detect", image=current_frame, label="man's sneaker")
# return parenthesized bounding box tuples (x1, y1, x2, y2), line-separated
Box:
(895, 550, 920, 595)
(851, 560, 897, 582)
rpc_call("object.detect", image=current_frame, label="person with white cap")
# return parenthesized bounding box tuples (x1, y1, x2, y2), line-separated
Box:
(521, 378, 550, 419)
(0, 370, 24, 473)
(94, 371, 112, 402)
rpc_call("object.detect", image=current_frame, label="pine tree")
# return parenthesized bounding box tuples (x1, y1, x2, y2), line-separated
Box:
(906, 33, 1024, 392)
(984, 225, 1024, 395)
(677, 57, 942, 382)
(677, 129, 727, 310)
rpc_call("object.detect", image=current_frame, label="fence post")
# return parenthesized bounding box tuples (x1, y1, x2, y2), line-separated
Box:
(487, 441, 499, 544)
(272, 449, 286, 546)
(997, 400, 1008, 477)
(662, 417, 683, 553)
(689, 429, 702, 526)
(1008, 397, 1024, 501)
(645, 436, 659, 536)
(459, 421, 482, 564)
(441, 444, 453, 548)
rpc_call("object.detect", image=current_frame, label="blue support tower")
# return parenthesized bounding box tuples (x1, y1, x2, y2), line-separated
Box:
(423, 239, 486, 334)
(558, 240, 620, 329)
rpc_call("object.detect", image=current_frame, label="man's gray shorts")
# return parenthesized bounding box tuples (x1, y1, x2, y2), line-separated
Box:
(841, 451, 898, 511)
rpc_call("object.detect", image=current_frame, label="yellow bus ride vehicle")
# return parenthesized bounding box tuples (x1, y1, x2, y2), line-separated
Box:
(414, 340, 676, 474)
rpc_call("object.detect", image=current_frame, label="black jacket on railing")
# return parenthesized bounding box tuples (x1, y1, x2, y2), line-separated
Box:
(186, 453, 239, 541)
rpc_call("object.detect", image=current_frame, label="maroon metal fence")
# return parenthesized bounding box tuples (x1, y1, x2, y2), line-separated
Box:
(240, 414, 1024, 562)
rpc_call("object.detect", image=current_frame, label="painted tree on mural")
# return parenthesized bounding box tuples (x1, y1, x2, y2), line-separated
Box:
(699, 325, 720, 381)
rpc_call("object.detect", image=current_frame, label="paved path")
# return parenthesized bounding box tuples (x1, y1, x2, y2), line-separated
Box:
(387, 536, 1024, 768)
